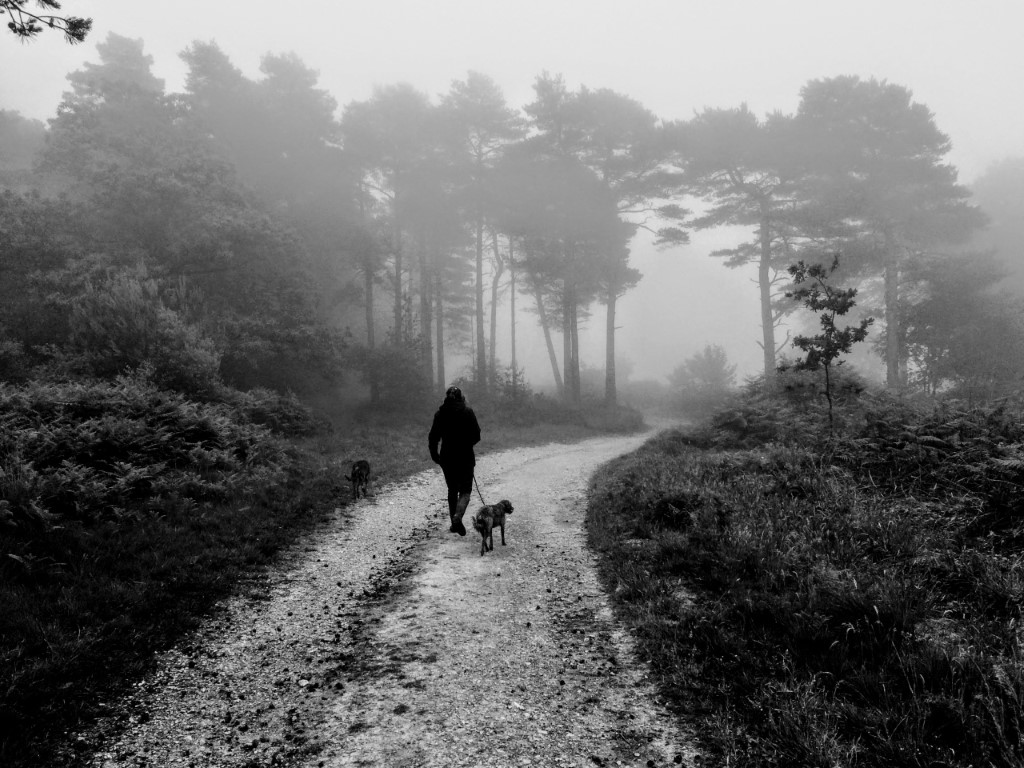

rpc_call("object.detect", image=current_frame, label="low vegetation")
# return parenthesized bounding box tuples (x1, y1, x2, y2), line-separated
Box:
(589, 371, 1024, 767)
(0, 373, 641, 767)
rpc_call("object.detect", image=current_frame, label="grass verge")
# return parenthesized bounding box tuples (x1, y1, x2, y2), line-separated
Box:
(588, 395, 1024, 767)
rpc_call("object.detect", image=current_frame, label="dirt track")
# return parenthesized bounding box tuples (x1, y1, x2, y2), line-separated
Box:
(86, 432, 697, 768)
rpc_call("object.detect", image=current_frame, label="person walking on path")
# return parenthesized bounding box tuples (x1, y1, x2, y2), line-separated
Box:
(428, 386, 481, 536)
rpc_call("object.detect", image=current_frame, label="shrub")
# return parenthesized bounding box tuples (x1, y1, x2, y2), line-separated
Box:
(446, 370, 560, 428)
(705, 366, 870, 449)
(223, 387, 326, 436)
(581, 401, 645, 432)
(0, 376, 285, 529)
(0, 331, 29, 383)
(669, 344, 738, 418)
(352, 336, 434, 416)
(68, 269, 223, 399)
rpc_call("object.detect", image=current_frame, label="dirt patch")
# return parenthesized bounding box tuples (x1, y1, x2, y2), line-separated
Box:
(83, 434, 697, 767)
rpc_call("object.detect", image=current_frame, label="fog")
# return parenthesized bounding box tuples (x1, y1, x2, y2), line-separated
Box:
(2, 0, 1021, 390)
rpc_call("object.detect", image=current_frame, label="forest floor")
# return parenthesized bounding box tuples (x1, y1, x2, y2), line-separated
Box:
(79, 430, 697, 768)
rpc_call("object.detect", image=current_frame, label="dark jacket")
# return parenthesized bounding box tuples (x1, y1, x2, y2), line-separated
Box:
(428, 399, 481, 468)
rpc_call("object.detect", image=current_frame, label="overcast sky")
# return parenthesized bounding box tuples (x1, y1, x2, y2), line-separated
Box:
(2, 0, 1021, 385)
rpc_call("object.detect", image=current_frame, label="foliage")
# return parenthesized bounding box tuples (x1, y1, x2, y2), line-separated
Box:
(0, 376, 288, 530)
(617, 377, 671, 412)
(0, 395, 337, 766)
(67, 267, 223, 398)
(33, 34, 344, 397)
(675, 105, 800, 381)
(972, 156, 1024, 292)
(0, 190, 85, 361)
(216, 309, 350, 396)
(796, 76, 986, 387)
(451, 368, 625, 431)
(440, 71, 525, 391)
(902, 252, 1024, 399)
(787, 254, 873, 429)
(668, 344, 737, 418)
(179, 41, 357, 263)
(222, 387, 326, 437)
(705, 366, 867, 451)
(508, 73, 683, 405)
(579, 402, 645, 432)
(1, 0, 90, 43)
(0, 110, 46, 189)
(351, 334, 434, 416)
(0, 330, 28, 382)
(589, 388, 1024, 767)
(0, 370, 326, 766)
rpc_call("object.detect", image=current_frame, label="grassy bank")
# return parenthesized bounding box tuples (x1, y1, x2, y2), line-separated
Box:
(0, 378, 642, 767)
(588, 383, 1024, 767)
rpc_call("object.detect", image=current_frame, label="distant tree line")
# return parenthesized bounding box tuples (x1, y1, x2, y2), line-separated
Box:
(1, 32, 1021, 409)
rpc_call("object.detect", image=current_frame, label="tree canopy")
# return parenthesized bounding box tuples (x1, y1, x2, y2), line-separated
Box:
(0, 35, 1014, 410)
(795, 76, 986, 388)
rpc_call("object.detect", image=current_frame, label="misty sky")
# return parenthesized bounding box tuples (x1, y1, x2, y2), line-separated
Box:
(1, 0, 1020, 386)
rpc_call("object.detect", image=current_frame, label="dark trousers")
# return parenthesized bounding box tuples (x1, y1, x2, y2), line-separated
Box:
(441, 462, 473, 519)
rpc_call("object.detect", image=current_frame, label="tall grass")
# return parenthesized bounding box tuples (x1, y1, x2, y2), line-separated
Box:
(589, 386, 1024, 767)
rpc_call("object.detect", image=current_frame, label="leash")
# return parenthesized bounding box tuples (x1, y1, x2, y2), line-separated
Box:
(472, 473, 488, 506)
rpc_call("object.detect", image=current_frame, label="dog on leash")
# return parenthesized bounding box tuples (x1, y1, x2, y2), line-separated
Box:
(345, 460, 370, 499)
(471, 499, 514, 556)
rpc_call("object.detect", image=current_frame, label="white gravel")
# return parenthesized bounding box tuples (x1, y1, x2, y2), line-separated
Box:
(84, 432, 698, 768)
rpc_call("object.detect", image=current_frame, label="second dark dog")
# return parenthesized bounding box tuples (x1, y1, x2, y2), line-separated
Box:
(471, 499, 514, 556)
(345, 459, 370, 499)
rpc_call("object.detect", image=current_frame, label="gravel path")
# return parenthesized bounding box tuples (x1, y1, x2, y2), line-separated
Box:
(85, 432, 697, 768)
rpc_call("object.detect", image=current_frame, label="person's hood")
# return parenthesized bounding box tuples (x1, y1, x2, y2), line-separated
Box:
(440, 397, 467, 413)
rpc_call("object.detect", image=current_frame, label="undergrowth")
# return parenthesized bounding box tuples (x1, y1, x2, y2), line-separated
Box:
(589, 374, 1024, 767)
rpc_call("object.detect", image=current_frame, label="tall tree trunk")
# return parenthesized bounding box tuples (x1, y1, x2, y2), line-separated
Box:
(562, 243, 581, 408)
(364, 259, 379, 404)
(884, 249, 901, 389)
(475, 215, 486, 392)
(357, 193, 380, 404)
(435, 270, 445, 393)
(562, 281, 573, 406)
(509, 238, 517, 398)
(569, 286, 581, 407)
(393, 200, 403, 344)
(604, 287, 617, 406)
(403, 292, 414, 344)
(418, 238, 433, 385)
(758, 202, 777, 389)
(533, 282, 563, 396)
(488, 230, 504, 385)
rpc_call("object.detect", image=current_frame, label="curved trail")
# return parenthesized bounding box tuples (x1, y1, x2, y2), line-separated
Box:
(87, 432, 697, 768)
